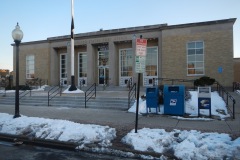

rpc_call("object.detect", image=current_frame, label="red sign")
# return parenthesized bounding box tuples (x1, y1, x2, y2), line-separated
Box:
(136, 38, 147, 56)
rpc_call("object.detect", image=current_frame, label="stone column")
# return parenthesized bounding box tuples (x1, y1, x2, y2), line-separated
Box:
(158, 32, 162, 80)
(132, 37, 137, 84)
(50, 47, 59, 86)
(67, 44, 71, 85)
(87, 43, 94, 85)
(108, 41, 117, 86)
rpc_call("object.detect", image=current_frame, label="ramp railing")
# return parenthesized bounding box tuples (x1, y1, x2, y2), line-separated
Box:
(85, 83, 96, 108)
(48, 85, 62, 106)
(215, 81, 236, 119)
(128, 83, 136, 109)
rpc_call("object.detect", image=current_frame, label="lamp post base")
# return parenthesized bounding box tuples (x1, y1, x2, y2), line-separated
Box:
(68, 75, 77, 91)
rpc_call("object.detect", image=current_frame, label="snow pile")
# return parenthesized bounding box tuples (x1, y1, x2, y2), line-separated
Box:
(31, 85, 48, 91)
(186, 91, 229, 118)
(0, 85, 49, 93)
(128, 91, 230, 119)
(0, 113, 116, 148)
(236, 90, 240, 94)
(122, 128, 240, 159)
(0, 90, 15, 93)
(62, 85, 84, 94)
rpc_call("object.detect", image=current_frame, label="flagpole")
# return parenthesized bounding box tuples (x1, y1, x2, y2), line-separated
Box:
(69, 0, 77, 91)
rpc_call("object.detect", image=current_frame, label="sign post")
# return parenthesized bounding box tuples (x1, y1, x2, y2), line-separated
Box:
(135, 36, 147, 133)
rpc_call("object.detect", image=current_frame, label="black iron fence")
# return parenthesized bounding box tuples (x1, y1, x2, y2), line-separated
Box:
(214, 81, 236, 119)
(233, 82, 240, 92)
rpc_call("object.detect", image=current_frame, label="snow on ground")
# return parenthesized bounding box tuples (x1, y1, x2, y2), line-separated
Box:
(122, 128, 240, 159)
(31, 85, 48, 91)
(236, 90, 240, 94)
(0, 112, 239, 159)
(0, 113, 116, 148)
(0, 90, 15, 93)
(128, 91, 230, 119)
(0, 85, 49, 93)
(0, 85, 84, 94)
(62, 85, 84, 94)
(0, 89, 240, 159)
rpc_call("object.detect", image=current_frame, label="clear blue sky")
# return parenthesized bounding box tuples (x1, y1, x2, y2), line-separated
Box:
(1, 0, 240, 71)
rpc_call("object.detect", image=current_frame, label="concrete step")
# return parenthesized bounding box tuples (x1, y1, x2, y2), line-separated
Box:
(0, 94, 133, 111)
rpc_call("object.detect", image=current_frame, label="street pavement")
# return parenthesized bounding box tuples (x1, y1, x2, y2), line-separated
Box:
(0, 90, 239, 137)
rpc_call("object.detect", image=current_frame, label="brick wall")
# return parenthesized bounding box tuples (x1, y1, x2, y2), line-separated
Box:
(162, 23, 234, 87)
(13, 42, 49, 85)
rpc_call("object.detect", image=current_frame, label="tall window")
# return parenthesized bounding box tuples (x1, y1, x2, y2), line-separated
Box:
(60, 54, 67, 78)
(26, 55, 35, 79)
(143, 47, 158, 86)
(60, 53, 67, 86)
(98, 51, 109, 66)
(120, 49, 133, 77)
(78, 53, 87, 77)
(145, 47, 158, 76)
(187, 41, 204, 76)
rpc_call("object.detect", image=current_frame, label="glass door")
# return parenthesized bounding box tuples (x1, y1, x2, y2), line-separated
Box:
(60, 53, 68, 86)
(78, 53, 87, 86)
(119, 49, 133, 87)
(98, 67, 109, 85)
(98, 51, 109, 86)
(143, 47, 158, 86)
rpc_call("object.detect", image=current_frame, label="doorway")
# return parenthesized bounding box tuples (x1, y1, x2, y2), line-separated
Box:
(60, 53, 68, 86)
(98, 67, 109, 85)
(98, 51, 109, 86)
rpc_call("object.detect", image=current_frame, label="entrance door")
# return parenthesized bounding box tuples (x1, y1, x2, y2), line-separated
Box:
(78, 53, 87, 86)
(119, 49, 133, 87)
(98, 67, 109, 85)
(98, 51, 109, 86)
(60, 53, 67, 86)
(143, 47, 158, 86)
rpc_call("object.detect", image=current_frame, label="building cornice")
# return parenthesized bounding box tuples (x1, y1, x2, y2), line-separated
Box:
(19, 18, 237, 44)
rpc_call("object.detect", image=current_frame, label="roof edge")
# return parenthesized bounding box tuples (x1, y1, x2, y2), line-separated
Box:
(19, 18, 237, 44)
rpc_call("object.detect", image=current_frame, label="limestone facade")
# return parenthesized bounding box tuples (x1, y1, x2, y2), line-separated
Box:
(12, 18, 236, 88)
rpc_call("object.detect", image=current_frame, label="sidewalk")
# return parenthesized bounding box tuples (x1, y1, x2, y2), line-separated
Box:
(0, 95, 239, 137)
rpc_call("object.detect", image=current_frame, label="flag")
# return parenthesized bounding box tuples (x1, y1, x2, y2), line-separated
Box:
(71, 17, 74, 39)
(71, 0, 74, 39)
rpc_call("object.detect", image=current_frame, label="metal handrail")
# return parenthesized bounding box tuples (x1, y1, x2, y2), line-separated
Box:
(48, 85, 62, 106)
(233, 82, 240, 92)
(85, 83, 96, 108)
(127, 77, 133, 90)
(19, 86, 31, 100)
(128, 83, 136, 109)
(19, 90, 31, 100)
(215, 81, 236, 119)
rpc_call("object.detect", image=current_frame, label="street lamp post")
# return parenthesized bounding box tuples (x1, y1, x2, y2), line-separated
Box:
(12, 23, 23, 118)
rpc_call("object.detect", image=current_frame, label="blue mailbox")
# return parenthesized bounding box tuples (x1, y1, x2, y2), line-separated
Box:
(146, 87, 159, 113)
(163, 85, 185, 116)
(198, 87, 211, 117)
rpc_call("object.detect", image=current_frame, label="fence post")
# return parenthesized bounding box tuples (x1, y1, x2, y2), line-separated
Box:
(48, 91, 50, 106)
(226, 92, 229, 106)
(233, 82, 235, 92)
(95, 83, 96, 98)
(85, 91, 86, 108)
(233, 100, 235, 119)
